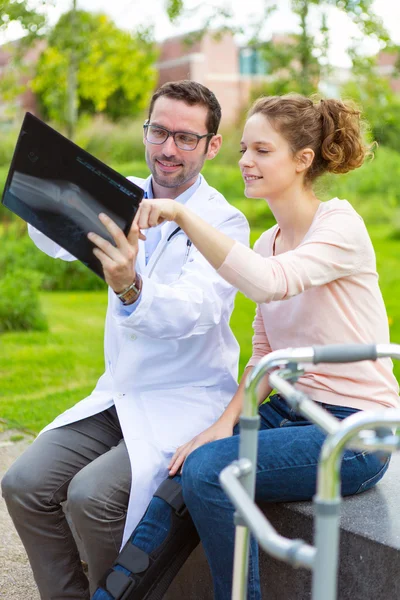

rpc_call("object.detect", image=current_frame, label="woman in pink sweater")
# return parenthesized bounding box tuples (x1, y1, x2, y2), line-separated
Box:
(121, 95, 399, 599)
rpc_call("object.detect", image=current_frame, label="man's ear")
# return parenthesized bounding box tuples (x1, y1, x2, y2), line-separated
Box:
(206, 134, 222, 161)
(296, 147, 314, 173)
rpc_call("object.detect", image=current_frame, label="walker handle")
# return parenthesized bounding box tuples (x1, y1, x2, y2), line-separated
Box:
(313, 344, 378, 364)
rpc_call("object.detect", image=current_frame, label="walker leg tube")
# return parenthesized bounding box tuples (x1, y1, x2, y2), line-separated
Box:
(232, 526, 251, 600)
(311, 499, 341, 600)
(231, 415, 260, 600)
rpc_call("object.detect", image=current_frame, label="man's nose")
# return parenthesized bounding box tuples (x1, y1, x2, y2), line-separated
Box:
(162, 134, 178, 156)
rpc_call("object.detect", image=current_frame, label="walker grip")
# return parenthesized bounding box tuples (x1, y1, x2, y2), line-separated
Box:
(312, 344, 377, 364)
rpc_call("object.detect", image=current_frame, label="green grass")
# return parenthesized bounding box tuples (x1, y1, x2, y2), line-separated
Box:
(0, 292, 106, 432)
(0, 289, 255, 433)
(0, 225, 399, 433)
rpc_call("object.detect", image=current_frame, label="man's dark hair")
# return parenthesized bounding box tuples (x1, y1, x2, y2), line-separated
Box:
(148, 80, 221, 135)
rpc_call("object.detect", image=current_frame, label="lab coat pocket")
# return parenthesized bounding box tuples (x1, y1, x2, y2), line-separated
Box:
(142, 386, 222, 451)
(150, 233, 191, 284)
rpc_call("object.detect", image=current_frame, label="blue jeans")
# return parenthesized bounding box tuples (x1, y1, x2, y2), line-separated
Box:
(182, 395, 391, 600)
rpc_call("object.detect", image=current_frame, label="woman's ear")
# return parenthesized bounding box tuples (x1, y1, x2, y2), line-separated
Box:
(296, 148, 314, 173)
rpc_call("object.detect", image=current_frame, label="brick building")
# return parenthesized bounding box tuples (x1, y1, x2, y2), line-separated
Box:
(376, 51, 400, 94)
(157, 31, 270, 127)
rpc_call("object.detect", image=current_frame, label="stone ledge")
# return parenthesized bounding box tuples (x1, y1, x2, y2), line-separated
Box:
(4, 431, 399, 599)
(165, 453, 400, 599)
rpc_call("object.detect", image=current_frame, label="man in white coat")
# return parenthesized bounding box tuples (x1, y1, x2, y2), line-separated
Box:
(2, 80, 250, 599)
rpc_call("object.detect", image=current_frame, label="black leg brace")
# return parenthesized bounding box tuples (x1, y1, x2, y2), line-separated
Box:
(92, 477, 199, 600)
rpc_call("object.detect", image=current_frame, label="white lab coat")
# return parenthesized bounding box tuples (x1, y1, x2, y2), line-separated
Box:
(29, 175, 250, 546)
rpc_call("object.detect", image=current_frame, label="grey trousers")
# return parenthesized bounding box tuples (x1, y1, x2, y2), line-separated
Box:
(1, 406, 131, 600)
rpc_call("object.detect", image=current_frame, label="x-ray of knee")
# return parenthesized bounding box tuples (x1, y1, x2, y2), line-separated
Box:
(9, 171, 119, 246)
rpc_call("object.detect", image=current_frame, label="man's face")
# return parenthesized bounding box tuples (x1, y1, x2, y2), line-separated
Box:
(144, 96, 220, 198)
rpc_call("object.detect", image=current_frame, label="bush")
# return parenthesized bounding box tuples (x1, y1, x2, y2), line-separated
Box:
(231, 198, 276, 229)
(0, 269, 48, 333)
(318, 146, 400, 225)
(0, 165, 11, 222)
(75, 115, 147, 165)
(342, 76, 400, 156)
(0, 127, 18, 168)
(0, 222, 106, 291)
(213, 125, 244, 166)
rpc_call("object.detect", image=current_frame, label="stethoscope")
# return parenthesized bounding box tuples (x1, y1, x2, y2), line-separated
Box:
(147, 226, 192, 277)
(142, 189, 192, 273)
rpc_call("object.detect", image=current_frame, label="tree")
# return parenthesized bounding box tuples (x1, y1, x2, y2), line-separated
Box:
(0, 0, 49, 40)
(258, 0, 392, 96)
(342, 55, 400, 154)
(166, 0, 391, 96)
(31, 10, 157, 135)
(0, 1, 51, 114)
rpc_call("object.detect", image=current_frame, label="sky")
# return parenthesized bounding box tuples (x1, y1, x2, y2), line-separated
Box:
(1, 0, 400, 68)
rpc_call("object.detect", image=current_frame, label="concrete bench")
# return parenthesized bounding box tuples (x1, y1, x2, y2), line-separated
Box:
(165, 452, 400, 599)
(66, 453, 400, 599)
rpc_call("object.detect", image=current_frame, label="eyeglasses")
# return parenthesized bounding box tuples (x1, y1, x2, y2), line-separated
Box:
(143, 121, 215, 151)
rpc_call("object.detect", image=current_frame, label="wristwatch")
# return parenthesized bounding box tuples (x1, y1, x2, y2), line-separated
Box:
(116, 273, 142, 305)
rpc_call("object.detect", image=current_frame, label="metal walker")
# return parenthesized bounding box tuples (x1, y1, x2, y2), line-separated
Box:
(219, 343, 400, 600)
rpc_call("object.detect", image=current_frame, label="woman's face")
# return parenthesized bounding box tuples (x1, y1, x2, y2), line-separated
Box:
(239, 112, 300, 200)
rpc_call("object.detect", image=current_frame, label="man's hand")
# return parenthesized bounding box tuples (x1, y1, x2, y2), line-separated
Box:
(168, 420, 234, 476)
(88, 213, 144, 292)
(135, 199, 183, 230)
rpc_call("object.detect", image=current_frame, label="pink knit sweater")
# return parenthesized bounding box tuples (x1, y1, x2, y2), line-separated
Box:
(218, 199, 399, 410)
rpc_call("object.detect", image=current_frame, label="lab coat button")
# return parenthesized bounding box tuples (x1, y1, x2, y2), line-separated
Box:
(130, 334, 137, 341)
(116, 393, 125, 400)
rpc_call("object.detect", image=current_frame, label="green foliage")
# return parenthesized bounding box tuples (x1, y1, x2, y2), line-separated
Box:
(0, 1, 52, 106)
(342, 69, 400, 154)
(165, 0, 184, 22)
(31, 11, 158, 125)
(74, 116, 148, 165)
(201, 162, 245, 201)
(0, 268, 48, 333)
(318, 146, 400, 223)
(0, 0, 50, 40)
(0, 128, 18, 168)
(0, 221, 106, 291)
(165, 1, 240, 39)
(325, 0, 390, 43)
(243, 0, 323, 97)
(0, 60, 26, 105)
(253, 0, 390, 95)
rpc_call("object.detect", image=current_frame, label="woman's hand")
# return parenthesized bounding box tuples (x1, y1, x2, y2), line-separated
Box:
(136, 196, 236, 271)
(135, 199, 183, 229)
(168, 420, 234, 476)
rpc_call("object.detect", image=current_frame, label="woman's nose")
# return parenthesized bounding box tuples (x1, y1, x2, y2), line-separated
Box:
(239, 151, 252, 168)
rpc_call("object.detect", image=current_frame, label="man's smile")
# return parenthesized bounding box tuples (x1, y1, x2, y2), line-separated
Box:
(155, 159, 183, 172)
